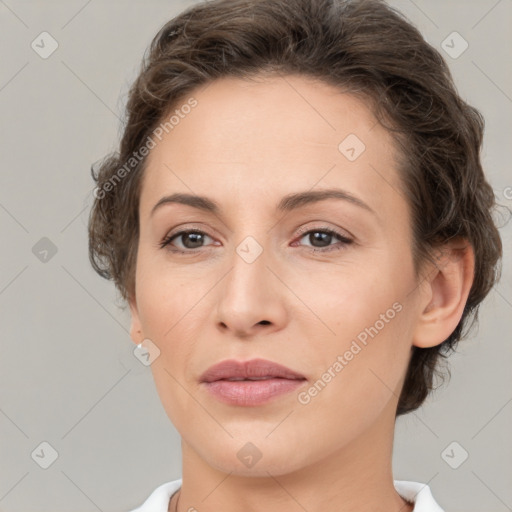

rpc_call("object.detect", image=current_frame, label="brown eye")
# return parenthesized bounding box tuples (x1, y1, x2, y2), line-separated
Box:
(160, 230, 214, 252)
(296, 228, 353, 253)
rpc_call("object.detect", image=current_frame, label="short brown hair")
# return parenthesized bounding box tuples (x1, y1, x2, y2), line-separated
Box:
(88, 0, 503, 415)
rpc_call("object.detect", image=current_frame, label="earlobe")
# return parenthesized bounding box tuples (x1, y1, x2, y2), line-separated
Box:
(128, 295, 144, 345)
(413, 240, 475, 349)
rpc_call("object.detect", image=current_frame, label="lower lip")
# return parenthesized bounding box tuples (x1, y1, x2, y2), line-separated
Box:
(202, 378, 306, 406)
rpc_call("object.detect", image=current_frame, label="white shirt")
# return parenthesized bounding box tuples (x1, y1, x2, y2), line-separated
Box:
(129, 478, 444, 511)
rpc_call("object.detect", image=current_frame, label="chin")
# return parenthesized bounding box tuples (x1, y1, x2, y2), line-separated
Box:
(212, 452, 305, 478)
(193, 435, 315, 478)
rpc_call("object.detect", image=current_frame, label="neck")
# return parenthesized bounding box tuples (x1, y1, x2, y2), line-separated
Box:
(173, 405, 412, 512)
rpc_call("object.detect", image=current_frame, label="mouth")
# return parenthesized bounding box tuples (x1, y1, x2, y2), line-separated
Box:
(199, 358, 307, 406)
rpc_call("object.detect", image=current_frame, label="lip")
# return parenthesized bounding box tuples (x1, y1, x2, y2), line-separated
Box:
(200, 358, 306, 382)
(200, 358, 307, 406)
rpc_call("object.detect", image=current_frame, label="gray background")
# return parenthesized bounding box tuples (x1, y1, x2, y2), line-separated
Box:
(0, 0, 510, 511)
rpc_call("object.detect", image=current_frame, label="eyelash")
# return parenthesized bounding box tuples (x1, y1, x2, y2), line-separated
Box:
(159, 227, 353, 254)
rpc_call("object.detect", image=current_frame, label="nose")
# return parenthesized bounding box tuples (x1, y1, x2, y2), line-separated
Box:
(215, 239, 288, 338)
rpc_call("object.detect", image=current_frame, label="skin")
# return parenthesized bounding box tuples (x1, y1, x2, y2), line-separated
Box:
(129, 74, 474, 512)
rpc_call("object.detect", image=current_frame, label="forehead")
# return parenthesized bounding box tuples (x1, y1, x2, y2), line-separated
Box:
(140, 74, 405, 220)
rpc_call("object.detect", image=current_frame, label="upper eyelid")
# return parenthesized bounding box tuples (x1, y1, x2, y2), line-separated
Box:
(166, 226, 349, 239)
(165, 229, 214, 245)
(166, 221, 352, 238)
(295, 225, 352, 239)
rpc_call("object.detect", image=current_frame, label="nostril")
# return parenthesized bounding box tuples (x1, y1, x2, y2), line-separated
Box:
(258, 320, 271, 325)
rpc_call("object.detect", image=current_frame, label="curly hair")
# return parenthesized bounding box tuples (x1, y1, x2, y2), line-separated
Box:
(88, 0, 503, 415)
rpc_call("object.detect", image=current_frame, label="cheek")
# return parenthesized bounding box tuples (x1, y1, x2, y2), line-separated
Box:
(135, 264, 202, 425)
(133, 256, 205, 407)
(294, 252, 411, 341)
(294, 304, 414, 446)
(134, 249, 210, 339)
(299, 251, 417, 405)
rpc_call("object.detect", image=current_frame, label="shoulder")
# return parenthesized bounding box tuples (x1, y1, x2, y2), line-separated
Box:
(129, 478, 182, 512)
(394, 480, 445, 512)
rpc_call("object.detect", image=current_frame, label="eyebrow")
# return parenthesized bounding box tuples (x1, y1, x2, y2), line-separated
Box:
(150, 189, 376, 217)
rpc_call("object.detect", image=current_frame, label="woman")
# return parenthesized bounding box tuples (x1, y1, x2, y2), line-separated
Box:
(88, 0, 502, 510)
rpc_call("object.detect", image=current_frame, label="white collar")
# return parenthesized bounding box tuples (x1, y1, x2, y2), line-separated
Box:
(130, 478, 444, 511)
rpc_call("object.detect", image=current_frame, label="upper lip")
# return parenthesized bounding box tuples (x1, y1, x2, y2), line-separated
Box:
(200, 358, 306, 383)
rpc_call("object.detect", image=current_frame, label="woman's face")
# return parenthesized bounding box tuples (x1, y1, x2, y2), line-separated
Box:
(130, 74, 427, 475)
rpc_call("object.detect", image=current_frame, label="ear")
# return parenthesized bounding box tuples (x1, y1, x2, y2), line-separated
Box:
(413, 239, 475, 348)
(128, 294, 144, 346)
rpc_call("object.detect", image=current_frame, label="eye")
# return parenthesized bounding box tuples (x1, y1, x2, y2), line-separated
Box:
(159, 226, 353, 254)
(293, 227, 353, 253)
(159, 229, 215, 252)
